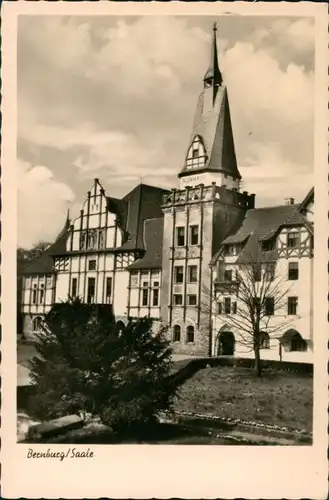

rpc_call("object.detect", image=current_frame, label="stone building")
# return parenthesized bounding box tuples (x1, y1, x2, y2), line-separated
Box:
(19, 25, 314, 362)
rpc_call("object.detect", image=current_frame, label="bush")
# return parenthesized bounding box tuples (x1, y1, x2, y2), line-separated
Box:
(28, 299, 176, 432)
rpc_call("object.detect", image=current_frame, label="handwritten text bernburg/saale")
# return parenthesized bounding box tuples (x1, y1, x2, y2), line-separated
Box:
(27, 448, 94, 461)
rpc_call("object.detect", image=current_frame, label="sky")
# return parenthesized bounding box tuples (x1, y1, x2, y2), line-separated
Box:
(17, 15, 314, 249)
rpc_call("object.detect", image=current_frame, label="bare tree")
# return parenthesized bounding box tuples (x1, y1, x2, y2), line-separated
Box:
(203, 253, 296, 376)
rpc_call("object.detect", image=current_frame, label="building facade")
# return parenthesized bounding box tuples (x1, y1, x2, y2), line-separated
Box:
(19, 26, 314, 363)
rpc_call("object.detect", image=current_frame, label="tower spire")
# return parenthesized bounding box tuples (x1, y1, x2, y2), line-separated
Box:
(203, 22, 223, 91)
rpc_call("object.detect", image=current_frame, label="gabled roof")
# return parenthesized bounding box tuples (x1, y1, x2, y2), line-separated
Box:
(127, 218, 164, 270)
(299, 187, 314, 214)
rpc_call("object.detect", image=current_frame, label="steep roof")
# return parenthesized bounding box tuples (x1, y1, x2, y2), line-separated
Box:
(116, 183, 169, 251)
(22, 215, 70, 275)
(179, 86, 241, 180)
(127, 218, 164, 270)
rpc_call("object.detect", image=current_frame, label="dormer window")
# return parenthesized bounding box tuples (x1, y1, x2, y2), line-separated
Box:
(185, 135, 207, 170)
(262, 239, 276, 252)
(224, 245, 235, 256)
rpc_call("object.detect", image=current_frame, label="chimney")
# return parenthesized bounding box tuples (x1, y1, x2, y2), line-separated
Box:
(285, 197, 295, 205)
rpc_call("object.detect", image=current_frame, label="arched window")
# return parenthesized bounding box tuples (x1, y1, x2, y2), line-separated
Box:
(32, 316, 43, 332)
(185, 136, 207, 170)
(173, 325, 181, 342)
(186, 325, 195, 344)
(260, 331, 270, 349)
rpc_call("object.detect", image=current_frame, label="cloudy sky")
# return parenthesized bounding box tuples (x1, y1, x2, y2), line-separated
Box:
(17, 15, 314, 249)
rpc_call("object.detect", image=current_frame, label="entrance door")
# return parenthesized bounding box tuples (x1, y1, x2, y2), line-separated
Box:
(218, 331, 235, 355)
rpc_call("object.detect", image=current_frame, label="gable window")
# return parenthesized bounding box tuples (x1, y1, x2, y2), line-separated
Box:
(176, 227, 185, 247)
(264, 264, 275, 281)
(186, 136, 207, 170)
(173, 325, 181, 342)
(71, 278, 78, 298)
(142, 282, 149, 306)
(106, 277, 112, 303)
(186, 325, 195, 343)
(260, 331, 270, 349)
(189, 225, 199, 245)
(224, 297, 231, 314)
(224, 269, 233, 281)
(32, 284, 37, 305)
(88, 260, 97, 271)
(288, 262, 299, 280)
(188, 265, 198, 283)
(287, 232, 299, 248)
(173, 294, 183, 306)
(39, 283, 45, 304)
(265, 297, 275, 316)
(287, 296, 298, 315)
(174, 266, 184, 284)
(187, 294, 197, 306)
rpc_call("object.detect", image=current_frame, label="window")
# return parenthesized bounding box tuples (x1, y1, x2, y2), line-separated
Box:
(190, 225, 199, 245)
(224, 245, 235, 256)
(142, 282, 149, 306)
(87, 278, 95, 304)
(264, 264, 275, 281)
(186, 325, 195, 343)
(188, 265, 198, 283)
(260, 331, 270, 349)
(287, 296, 298, 315)
(232, 301, 237, 314)
(224, 297, 231, 314)
(176, 227, 185, 247)
(290, 333, 307, 352)
(253, 265, 262, 282)
(287, 232, 299, 248)
(217, 302, 222, 315)
(39, 284, 45, 304)
(187, 294, 197, 306)
(71, 278, 77, 298)
(262, 239, 275, 252)
(173, 325, 181, 342)
(192, 149, 198, 159)
(173, 294, 183, 305)
(106, 277, 112, 303)
(32, 316, 43, 332)
(265, 297, 275, 316)
(224, 269, 233, 281)
(32, 284, 37, 305)
(288, 262, 299, 280)
(253, 297, 261, 313)
(152, 288, 159, 306)
(88, 260, 96, 271)
(174, 266, 184, 283)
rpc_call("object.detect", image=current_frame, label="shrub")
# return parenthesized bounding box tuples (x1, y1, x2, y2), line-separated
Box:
(28, 299, 176, 433)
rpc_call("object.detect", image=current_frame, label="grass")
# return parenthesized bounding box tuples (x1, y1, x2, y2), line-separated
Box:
(174, 365, 313, 433)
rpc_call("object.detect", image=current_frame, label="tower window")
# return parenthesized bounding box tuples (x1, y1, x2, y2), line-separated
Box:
(176, 227, 185, 247)
(173, 325, 181, 342)
(224, 297, 231, 314)
(265, 297, 275, 316)
(174, 266, 184, 283)
(189, 225, 199, 245)
(186, 325, 195, 343)
(188, 265, 198, 283)
(185, 136, 206, 170)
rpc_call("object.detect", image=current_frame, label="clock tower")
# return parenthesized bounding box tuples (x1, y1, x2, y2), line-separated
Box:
(160, 24, 255, 356)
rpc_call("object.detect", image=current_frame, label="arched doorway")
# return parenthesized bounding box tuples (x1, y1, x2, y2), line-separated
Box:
(32, 316, 43, 332)
(281, 329, 307, 352)
(115, 321, 126, 337)
(218, 330, 235, 356)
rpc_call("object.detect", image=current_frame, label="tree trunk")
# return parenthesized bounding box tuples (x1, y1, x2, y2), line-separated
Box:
(254, 347, 262, 377)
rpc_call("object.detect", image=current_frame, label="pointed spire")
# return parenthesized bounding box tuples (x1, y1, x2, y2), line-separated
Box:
(203, 22, 223, 88)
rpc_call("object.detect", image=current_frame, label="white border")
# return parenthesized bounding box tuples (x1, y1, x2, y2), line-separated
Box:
(2, 1, 328, 498)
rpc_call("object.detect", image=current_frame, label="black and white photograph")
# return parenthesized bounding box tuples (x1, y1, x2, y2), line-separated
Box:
(1, 1, 328, 498)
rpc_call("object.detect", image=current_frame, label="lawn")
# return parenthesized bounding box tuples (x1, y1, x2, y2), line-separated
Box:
(174, 365, 313, 433)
